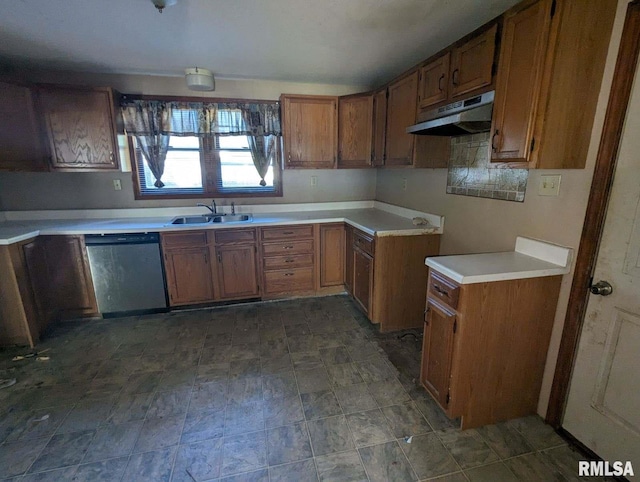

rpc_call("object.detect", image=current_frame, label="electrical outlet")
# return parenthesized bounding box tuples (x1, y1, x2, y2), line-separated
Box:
(538, 175, 561, 196)
(402, 178, 408, 191)
(310, 176, 318, 187)
(113, 179, 122, 191)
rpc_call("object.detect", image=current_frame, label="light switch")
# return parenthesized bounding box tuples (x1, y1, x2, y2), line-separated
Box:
(402, 178, 408, 191)
(113, 179, 122, 191)
(310, 176, 318, 187)
(538, 175, 561, 196)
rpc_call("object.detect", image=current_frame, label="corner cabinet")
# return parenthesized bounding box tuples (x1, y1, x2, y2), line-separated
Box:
(371, 89, 387, 167)
(281, 94, 338, 169)
(385, 71, 419, 166)
(337, 94, 373, 168)
(37, 85, 120, 171)
(0, 82, 49, 171)
(490, 0, 617, 168)
(420, 268, 563, 429)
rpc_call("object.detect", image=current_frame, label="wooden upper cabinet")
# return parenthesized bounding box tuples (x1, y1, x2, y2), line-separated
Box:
(37, 85, 120, 171)
(0, 82, 49, 171)
(338, 94, 373, 168)
(418, 53, 450, 109)
(371, 89, 387, 167)
(281, 94, 338, 169)
(421, 297, 457, 409)
(490, 0, 553, 163)
(450, 24, 497, 99)
(385, 71, 419, 166)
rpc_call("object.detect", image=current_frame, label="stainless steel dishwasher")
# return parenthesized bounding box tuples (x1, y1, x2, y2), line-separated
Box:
(85, 233, 168, 316)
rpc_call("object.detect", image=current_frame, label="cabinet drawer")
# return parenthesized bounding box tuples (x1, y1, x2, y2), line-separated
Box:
(262, 239, 314, 256)
(353, 230, 374, 257)
(261, 225, 314, 241)
(428, 270, 460, 310)
(211, 228, 256, 245)
(264, 267, 314, 294)
(264, 253, 314, 270)
(161, 231, 208, 248)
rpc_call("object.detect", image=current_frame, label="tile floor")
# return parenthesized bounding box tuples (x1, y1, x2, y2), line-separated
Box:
(0, 295, 602, 481)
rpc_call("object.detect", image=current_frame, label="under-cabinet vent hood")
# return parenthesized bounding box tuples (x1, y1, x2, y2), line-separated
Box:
(407, 91, 494, 136)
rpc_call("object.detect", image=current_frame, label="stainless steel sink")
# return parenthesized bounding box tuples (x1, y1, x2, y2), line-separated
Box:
(170, 215, 214, 225)
(212, 214, 253, 223)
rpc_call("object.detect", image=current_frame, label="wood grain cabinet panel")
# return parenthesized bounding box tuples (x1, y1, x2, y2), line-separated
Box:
(0, 82, 49, 171)
(385, 71, 419, 166)
(344, 225, 354, 294)
(163, 246, 215, 306)
(281, 94, 337, 169)
(338, 94, 373, 168)
(353, 246, 374, 315)
(214, 245, 259, 300)
(418, 53, 450, 109)
(490, 0, 553, 163)
(319, 223, 345, 287)
(449, 24, 497, 99)
(37, 85, 120, 171)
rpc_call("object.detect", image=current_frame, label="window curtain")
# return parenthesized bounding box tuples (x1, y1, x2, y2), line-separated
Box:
(121, 98, 281, 187)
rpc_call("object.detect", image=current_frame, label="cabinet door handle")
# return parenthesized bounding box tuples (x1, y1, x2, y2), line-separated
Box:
(433, 285, 449, 297)
(287, 153, 291, 163)
(452, 69, 460, 86)
(217, 252, 222, 262)
(109, 151, 114, 161)
(438, 73, 445, 91)
(491, 130, 500, 152)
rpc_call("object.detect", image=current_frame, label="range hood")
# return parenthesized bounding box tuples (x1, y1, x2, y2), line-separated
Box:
(407, 91, 494, 136)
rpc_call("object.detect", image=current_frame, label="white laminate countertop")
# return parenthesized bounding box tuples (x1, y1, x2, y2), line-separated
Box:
(0, 202, 444, 245)
(425, 236, 573, 284)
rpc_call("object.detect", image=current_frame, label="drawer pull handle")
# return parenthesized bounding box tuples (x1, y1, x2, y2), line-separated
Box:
(282, 231, 294, 235)
(285, 259, 294, 263)
(283, 245, 294, 249)
(433, 285, 449, 296)
(284, 273, 294, 277)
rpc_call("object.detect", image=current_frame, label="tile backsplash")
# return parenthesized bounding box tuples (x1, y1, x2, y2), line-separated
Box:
(446, 132, 528, 202)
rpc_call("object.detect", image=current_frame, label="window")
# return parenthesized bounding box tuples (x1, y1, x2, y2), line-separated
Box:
(131, 134, 281, 199)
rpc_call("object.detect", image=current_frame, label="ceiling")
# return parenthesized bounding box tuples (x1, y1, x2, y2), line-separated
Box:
(0, 0, 519, 87)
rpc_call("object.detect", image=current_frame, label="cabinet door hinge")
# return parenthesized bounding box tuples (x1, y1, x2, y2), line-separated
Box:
(453, 319, 457, 334)
(530, 137, 536, 153)
(445, 391, 451, 405)
(550, 0, 557, 18)
(385, 90, 389, 99)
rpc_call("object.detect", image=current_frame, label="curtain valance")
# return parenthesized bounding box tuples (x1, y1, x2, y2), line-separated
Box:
(120, 99, 281, 137)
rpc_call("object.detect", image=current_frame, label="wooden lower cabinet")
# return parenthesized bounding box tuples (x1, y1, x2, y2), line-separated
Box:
(319, 223, 345, 287)
(344, 225, 354, 294)
(213, 231, 259, 300)
(163, 246, 215, 306)
(352, 246, 374, 315)
(420, 268, 563, 429)
(347, 228, 441, 332)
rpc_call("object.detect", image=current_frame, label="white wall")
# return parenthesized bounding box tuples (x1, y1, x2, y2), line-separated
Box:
(375, 0, 629, 417)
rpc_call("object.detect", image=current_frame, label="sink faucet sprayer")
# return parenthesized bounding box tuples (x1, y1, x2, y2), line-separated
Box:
(197, 200, 217, 214)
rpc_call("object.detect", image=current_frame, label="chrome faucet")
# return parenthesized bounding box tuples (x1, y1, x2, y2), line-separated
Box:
(197, 200, 217, 214)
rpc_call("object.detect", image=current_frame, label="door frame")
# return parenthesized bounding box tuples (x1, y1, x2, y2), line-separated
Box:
(546, 0, 640, 427)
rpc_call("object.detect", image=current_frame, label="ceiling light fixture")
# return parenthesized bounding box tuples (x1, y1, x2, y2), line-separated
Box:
(151, 0, 177, 13)
(185, 67, 215, 91)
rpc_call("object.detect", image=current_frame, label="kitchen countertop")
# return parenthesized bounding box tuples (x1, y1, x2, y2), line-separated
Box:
(425, 236, 573, 284)
(0, 202, 444, 245)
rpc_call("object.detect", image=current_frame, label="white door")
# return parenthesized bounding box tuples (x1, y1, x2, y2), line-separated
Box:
(563, 25, 640, 467)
